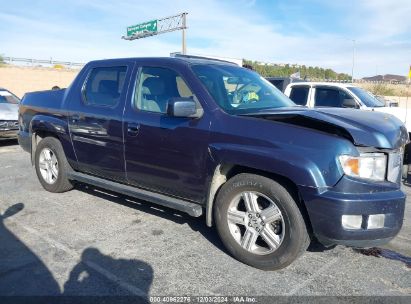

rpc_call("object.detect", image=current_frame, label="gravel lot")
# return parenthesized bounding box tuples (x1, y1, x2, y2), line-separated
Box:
(0, 139, 410, 299)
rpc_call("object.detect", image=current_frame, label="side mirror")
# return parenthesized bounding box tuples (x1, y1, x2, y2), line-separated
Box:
(342, 98, 357, 108)
(167, 98, 201, 118)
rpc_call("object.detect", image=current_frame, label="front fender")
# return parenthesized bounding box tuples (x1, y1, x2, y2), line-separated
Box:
(209, 143, 336, 189)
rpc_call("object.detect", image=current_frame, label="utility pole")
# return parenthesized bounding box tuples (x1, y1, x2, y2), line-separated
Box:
(406, 65, 410, 125)
(182, 13, 187, 54)
(351, 39, 356, 83)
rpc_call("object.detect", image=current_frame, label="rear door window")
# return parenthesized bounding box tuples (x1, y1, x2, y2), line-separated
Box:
(289, 86, 309, 106)
(83, 66, 127, 107)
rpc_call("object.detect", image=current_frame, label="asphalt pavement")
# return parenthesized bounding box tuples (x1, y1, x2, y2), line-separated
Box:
(0, 139, 410, 299)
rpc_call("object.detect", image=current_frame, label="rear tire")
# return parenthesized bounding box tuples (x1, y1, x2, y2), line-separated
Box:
(214, 173, 310, 270)
(35, 137, 73, 193)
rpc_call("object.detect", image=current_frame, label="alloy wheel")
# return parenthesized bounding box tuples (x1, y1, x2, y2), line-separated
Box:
(38, 148, 59, 184)
(227, 191, 285, 255)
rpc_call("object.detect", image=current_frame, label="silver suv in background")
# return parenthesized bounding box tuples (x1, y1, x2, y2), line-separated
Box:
(0, 88, 20, 139)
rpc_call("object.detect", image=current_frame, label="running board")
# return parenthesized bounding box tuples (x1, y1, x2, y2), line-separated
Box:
(67, 171, 203, 217)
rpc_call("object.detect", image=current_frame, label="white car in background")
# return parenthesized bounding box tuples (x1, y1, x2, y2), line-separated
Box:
(283, 82, 410, 133)
(0, 88, 20, 139)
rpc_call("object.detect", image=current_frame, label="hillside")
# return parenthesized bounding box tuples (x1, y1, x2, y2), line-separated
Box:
(243, 60, 351, 80)
(362, 74, 407, 82)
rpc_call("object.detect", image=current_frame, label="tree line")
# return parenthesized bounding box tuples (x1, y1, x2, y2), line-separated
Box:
(243, 59, 351, 80)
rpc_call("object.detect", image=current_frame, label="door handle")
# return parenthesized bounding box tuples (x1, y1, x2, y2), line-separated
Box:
(127, 123, 140, 136)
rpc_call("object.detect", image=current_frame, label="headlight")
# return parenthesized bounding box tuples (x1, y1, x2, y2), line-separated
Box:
(339, 153, 386, 181)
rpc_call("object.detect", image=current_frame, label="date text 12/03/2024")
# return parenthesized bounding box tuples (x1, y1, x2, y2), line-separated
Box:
(149, 296, 257, 303)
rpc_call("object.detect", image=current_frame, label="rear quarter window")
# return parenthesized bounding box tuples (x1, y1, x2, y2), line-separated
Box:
(82, 66, 127, 107)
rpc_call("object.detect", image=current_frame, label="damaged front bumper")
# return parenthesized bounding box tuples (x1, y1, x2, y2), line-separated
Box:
(300, 176, 405, 247)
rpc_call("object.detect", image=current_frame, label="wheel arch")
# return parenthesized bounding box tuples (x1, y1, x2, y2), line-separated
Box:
(29, 115, 75, 166)
(206, 163, 313, 237)
(30, 130, 59, 165)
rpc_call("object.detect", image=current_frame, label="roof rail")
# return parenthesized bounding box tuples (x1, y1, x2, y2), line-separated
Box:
(170, 53, 238, 65)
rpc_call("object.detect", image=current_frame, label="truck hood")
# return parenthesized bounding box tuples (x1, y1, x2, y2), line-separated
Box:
(243, 107, 408, 149)
(0, 103, 19, 120)
(372, 106, 407, 124)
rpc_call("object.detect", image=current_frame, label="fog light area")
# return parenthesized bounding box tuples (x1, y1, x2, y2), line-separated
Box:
(342, 215, 362, 229)
(367, 214, 385, 229)
(342, 214, 386, 230)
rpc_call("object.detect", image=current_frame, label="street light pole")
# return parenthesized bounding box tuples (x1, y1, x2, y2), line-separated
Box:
(351, 39, 356, 83)
(182, 13, 187, 55)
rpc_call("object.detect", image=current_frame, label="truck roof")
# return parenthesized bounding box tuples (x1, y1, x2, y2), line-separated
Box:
(87, 55, 239, 67)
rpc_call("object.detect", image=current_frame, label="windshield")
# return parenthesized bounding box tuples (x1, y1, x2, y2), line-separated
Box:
(347, 86, 385, 108)
(191, 64, 295, 114)
(0, 90, 20, 104)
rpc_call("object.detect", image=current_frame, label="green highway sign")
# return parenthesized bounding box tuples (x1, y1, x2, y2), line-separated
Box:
(127, 20, 158, 37)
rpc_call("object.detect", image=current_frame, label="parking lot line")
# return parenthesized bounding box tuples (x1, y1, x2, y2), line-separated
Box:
(285, 256, 341, 295)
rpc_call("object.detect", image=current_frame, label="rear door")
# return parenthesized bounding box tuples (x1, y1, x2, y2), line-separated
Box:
(67, 61, 134, 182)
(123, 64, 210, 202)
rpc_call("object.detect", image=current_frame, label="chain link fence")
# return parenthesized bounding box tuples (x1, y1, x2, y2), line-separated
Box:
(2, 56, 84, 68)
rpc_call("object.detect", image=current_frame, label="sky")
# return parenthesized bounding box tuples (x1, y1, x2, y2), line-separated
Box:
(0, 0, 410, 78)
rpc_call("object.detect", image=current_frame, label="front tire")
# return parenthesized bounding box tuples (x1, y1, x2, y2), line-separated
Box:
(214, 173, 310, 270)
(35, 137, 73, 193)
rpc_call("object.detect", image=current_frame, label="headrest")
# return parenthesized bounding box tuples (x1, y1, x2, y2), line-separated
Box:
(141, 86, 151, 95)
(98, 80, 118, 96)
(142, 77, 165, 95)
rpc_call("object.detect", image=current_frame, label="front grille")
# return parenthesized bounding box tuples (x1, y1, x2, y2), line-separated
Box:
(387, 150, 402, 184)
(0, 121, 19, 130)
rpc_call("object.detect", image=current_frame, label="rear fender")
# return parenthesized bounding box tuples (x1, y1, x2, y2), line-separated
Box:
(29, 115, 77, 165)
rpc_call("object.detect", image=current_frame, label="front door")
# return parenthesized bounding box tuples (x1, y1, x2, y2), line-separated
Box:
(313, 86, 357, 108)
(68, 62, 133, 182)
(123, 65, 210, 202)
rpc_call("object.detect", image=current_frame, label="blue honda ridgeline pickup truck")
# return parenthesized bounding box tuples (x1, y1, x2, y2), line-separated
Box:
(18, 55, 408, 270)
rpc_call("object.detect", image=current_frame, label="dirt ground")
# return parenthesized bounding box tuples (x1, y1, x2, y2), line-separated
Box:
(0, 65, 79, 98)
